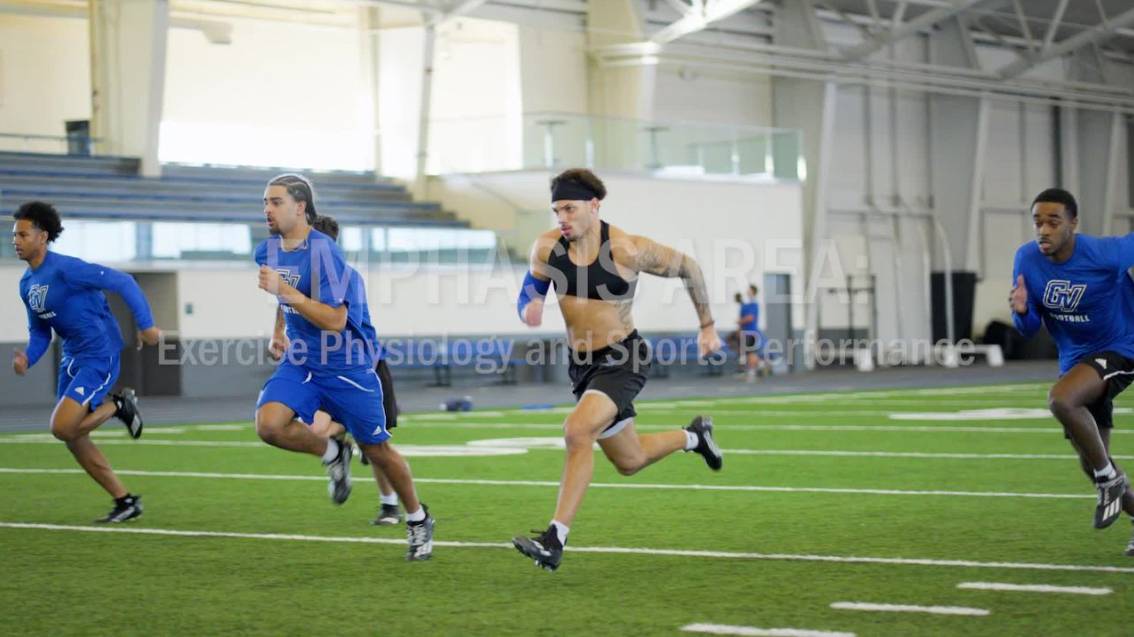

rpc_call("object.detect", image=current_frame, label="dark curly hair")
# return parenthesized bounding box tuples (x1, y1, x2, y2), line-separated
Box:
(312, 215, 340, 242)
(13, 201, 64, 243)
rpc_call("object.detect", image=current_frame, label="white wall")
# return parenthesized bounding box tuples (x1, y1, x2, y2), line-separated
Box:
(651, 68, 772, 127)
(378, 26, 425, 179)
(427, 18, 523, 174)
(175, 263, 546, 339)
(433, 170, 805, 331)
(0, 15, 90, 147)
(518, 25, 588, 115)
(161, 19, 373, 170)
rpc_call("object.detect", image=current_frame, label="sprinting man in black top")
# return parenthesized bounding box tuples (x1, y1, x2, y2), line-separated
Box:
(511, 168, 724, 571)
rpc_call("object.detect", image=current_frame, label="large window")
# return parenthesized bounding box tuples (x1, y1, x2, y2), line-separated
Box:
(53, 220, 137, 263)
(9, 219, 502, 265)
(152, 222, 252, 259)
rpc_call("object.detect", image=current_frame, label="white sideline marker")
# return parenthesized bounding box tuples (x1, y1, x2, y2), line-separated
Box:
(0, 466, 1096, 500)
(2, 522, 1134, 574)
(831, 602, 989, 617)
(957, 582, 1112, 596)
(681, 623, 855, 637)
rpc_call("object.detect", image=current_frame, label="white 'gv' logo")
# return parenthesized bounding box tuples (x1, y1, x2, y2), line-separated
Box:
(1042, 280, 1086, 312)
(28, 284, 48, 312)
(276, 270, 301, 288)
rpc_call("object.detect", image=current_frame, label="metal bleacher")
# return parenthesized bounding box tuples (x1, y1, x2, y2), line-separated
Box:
(0, 151, 467, 228)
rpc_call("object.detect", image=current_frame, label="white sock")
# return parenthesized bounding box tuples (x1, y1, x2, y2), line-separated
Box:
(406, 507, 425, 523)
(321, 439, 340, 464)
(380, 493, 399, 507)
(683, 430, 699, 451)
(1094, 462, 1118, 481)
(550, 519, 569, 546)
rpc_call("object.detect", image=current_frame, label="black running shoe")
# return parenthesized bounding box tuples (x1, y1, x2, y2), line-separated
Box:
(371, 503, 402, 526)
(685, 415, 723, 471)
(1126, 520, 1134, 557)
(406, 505, 434, 561)
(324, 440, 352, 505)
(1095, 473, 1128, 529)
(95, 494, 143, 523)
(112, 388, 143, 439)
(512, 526, 563, 572)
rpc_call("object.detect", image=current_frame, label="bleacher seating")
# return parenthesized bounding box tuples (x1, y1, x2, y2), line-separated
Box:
(0, 151, 467, 227)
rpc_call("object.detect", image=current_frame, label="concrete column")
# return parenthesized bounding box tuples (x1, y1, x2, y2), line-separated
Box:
(586, 0, 653, 170)
(89, 0, 169, 176)
(772, 0, 836, 367)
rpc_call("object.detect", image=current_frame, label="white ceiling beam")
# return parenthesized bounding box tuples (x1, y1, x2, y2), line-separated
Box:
(662, 0, 692, 15)
(1039, 0, 1070, 51)
(998, 5, 1134, 78)
(650, 0, 764, 45)
(444, 0, 486, 18)
(1008, 0, 1035, 52)
(842, 0, 998, 61)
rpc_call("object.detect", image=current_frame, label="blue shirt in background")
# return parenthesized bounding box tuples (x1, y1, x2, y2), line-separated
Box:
(739, 301, 760, 333)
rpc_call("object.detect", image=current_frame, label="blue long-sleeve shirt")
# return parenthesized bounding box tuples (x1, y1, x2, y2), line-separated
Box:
(19, 251, 154, 367)
(1012, 234, 1134, 374)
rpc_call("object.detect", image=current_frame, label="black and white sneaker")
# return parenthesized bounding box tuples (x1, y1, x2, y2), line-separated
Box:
(406, 505, 434, 561)
(324, 440, 352, 505)
(1125, 520, 1134, 557)
(112, 388, 143, 439)
(512, 526, 563, 572)
(1095, 473, 1128, 529)
(372, 503, 402, 526)
(95, 494, 143, 523)
(685, 415, 723, 471)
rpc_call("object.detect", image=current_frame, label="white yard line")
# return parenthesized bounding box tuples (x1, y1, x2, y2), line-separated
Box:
(721, 449, 1134, 461)
(956, 582, 1113, 595)
(681, 624, 855, 637)
(403, 422, 1134, 435)
(830, 602, 989, 616)
(0, 467, 1096, 500)
(1, 521, 1131, 574)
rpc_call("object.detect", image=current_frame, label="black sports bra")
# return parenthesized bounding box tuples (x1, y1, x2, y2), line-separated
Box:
(546, 221, 637, 301)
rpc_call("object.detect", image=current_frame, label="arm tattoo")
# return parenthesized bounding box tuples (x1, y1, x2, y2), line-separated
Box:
(678, 254, 713, 327)
(638, 241, 683, 277)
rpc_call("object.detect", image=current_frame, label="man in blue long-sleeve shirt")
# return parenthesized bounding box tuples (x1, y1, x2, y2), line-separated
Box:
(11, 201, 161, 523)
(1010, 188, 1134, 556)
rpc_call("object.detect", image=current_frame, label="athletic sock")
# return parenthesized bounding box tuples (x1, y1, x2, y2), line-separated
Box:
(321, 438, 340, 464)
(380, 493, 399, 507)
(683, 430, 699, 451)
(406, 507, 426, 523)
(1095, 463, 1118, 482)
(550, 520, 569, 546)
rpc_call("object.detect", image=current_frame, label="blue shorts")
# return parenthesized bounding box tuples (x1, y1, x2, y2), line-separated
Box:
(256, 364, 390, 445)
(57, 354, 120, 411)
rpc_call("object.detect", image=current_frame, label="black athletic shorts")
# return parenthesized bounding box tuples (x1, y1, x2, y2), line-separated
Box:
(1080, 351, 1134, 430)
(375, 358, 398, 429)
(568, 331, 651, 435)
(740, 332, 759, 351)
